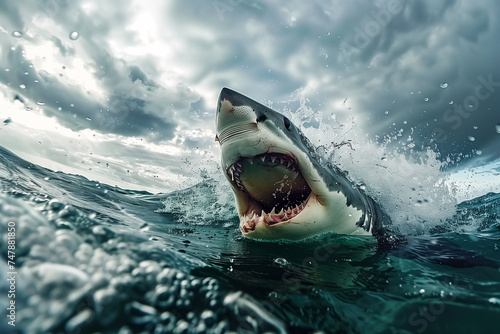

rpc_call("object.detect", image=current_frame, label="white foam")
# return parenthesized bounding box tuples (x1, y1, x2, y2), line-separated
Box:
(159, 159, 237, 225)
(283, 94, 458, 235)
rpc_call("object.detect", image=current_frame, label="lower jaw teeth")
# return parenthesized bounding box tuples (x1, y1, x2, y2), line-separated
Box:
(243, 200, 307, 229)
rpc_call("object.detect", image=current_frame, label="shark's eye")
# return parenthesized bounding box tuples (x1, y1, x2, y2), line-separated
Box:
(257, 115, 267, 122)
(283, 117, 291, 130)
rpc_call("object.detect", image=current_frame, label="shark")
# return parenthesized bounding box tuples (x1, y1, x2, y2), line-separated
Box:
(215, 87, 392, 241)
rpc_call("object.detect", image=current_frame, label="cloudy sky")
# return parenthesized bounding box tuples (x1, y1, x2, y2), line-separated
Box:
(0, 0, 499, 195)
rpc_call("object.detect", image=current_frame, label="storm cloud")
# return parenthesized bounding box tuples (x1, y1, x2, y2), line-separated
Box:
(0, 0, 499, 192)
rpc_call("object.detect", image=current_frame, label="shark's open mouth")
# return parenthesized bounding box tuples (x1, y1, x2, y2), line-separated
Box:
(226, 152, 312, 233)
(217, 88, 385, 240)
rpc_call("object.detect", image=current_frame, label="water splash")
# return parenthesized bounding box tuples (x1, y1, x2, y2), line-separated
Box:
(159, 160, 237, 226)
(283, 90, 457, 235)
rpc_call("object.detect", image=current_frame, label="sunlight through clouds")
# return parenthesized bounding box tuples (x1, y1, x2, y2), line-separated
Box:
(0, 0, 499, 195)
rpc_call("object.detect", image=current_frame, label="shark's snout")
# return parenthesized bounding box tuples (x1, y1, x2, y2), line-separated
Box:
(215, 88, 260, 147)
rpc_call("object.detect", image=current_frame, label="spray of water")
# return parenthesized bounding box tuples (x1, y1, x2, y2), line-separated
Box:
(166, 90, 464, 235)
(285, 91, 458, 235)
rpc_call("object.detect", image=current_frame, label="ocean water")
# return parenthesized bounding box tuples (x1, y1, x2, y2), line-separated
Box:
(1, 144, 500, 334)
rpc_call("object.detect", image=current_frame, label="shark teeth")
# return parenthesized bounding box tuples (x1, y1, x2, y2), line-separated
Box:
(226, 153, 298, 193)
(227, 152, 308, 233)
(241, 199, 308, 232)
(228, 162, 245, 191)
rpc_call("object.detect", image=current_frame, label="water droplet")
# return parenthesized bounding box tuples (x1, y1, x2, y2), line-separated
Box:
(69, 31, 79, 40)
(468, 136, 475, 142)
(476, 150, 482, 155)
(424, 97, 429, 102)
(19, 84, 26, 89)
(473, 125, 478, 130)
(327, 32, 331, 36)
(86, 117, 92, 121)
(449, 100, 454, 105)
(419, 289, 425, 294)
(440, 82, 448, 89)
(274, 258, 288, 266)
(36, 101, 45, 106)
(496, 124, 500, 134)
(12, 31, 23, 38)
(385, 110, 389, 115)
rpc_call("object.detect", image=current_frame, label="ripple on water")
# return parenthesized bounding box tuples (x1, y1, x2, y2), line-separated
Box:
(1, 193, 285, 333)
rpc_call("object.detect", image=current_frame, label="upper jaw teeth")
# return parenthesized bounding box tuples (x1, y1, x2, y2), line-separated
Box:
(227, 161, 245, 190)
(226, 153, 298, 192)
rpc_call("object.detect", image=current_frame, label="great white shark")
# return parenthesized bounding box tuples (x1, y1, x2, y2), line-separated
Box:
(215, 87, 392, 241)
